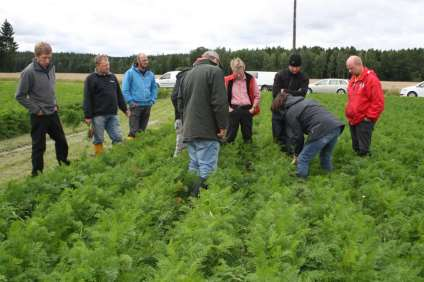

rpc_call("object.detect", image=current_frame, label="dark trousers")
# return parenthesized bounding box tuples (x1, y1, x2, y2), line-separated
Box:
(129, 105, 151, 137)
(272, 111, 288, 151)
(226, 106, 253, 143)
(349, 120, 374, 156)
(30, 112, 69, 176)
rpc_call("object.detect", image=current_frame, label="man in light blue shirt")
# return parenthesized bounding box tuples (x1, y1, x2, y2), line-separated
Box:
(122, 53, 157, 138)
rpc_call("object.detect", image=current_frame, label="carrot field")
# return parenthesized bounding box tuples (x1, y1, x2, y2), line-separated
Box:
(0, 92, 423, 281)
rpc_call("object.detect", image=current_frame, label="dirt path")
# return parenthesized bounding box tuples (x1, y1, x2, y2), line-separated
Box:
(0, 101, 172, 186)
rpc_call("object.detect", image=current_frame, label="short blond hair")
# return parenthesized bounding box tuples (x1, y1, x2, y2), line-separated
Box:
(230, 57, 246, 71)
(95, 54, 109, 65)
(34, 42, 52, 57)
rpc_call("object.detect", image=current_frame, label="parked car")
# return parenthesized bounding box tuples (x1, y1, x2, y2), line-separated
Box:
(308, 79, 348, 94)
(247, 71, 277, 91)
(400, 81, 424, 97)
(157, 71, 180, 88)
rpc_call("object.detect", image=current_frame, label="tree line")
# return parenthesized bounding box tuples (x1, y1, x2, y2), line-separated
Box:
(1, 20, 423, 81)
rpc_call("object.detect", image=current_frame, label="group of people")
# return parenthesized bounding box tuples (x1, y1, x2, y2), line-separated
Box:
(16, 42, 158, 176)
(171, 51, 384, 195)
(16, 42, 384, 196)
(82, 52, 157, 155)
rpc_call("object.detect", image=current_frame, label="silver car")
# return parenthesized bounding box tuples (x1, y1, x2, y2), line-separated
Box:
(308, 79, 348, 94)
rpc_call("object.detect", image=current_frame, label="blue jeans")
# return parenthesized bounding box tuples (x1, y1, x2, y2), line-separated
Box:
(297, 127, 341, 178)
(92, 115, 122, 145)
(187, 140, 220, 179)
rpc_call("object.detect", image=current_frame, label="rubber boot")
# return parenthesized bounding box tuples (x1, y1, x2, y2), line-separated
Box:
(94, 144, 104, 156)
(190, 177, 207, 198)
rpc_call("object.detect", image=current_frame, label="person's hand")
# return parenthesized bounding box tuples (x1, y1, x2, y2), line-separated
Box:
(364, 117, 371, 122)
(54, 105, 58, 112)
(291, 155, 298, 165)
(126, 110, 131, 118)
(229, 107, 234, 113)
(217, 128, 227, 139)
(175, 119, 182, 130)
(249, 107, 255, 114)
(36, 111, 43, 116)
(85, 118, 92, 125)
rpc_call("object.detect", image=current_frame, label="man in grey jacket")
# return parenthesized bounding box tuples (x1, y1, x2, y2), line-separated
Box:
(179, 51, 229, 197)
(16, 42, 69, 176)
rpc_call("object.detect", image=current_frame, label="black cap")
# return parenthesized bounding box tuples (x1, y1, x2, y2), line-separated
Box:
(289, 54, 302, 67)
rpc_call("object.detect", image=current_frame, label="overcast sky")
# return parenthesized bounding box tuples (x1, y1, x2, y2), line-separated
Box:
(1, 0, 423, 56)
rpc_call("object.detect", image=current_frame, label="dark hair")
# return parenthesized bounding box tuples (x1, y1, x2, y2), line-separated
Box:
(280, 91, 289, 106)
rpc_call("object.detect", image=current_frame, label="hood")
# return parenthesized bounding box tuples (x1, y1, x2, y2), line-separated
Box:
(132, 64, 150, 73)
(284, 95, 304, 109)
(352, 67, 376, 82)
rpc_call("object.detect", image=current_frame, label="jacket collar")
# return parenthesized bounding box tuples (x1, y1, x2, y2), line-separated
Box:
(33, 58, 53, 73)
(132, 64, 150, 75)
(193, 58, 218, 67)
(95, 69, 112, 77)
(352, 67, 372, 82)
(227, 72, 252, 81)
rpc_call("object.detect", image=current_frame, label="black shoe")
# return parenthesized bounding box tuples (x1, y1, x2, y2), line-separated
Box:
(190, 177, 207, 198)
(59, 160, 71, 166)
(190, 183, 201, 198)
(296, 174, 308, 181)
(31, 170, 42, 177)
(357, 151, 371, 157)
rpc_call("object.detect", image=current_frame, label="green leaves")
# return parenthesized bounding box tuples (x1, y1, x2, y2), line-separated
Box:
(1, 93, 424, 280)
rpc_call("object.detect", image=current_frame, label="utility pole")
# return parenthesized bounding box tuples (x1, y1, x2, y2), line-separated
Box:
(293, 0, 297, 51)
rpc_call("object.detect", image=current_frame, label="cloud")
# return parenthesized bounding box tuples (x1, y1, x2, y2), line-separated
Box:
(1, 0, 423, 56)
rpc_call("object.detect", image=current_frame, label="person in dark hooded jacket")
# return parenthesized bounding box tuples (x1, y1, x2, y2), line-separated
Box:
(278, 93, 345, 178)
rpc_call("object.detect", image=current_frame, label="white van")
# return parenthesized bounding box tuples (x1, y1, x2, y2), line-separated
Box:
(247, 71, 277, 91)
(157, 71, 180, 88)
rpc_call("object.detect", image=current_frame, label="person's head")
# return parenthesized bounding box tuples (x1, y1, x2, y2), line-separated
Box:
(230, 57, 246, 79)
(346, 55, 364, 76)
(95, 54, 110, 74)
(201, 50, 221, 66)
(288, 53, 302, 74)
(136, 53, 149, 69)
(34, 42, 53, 68)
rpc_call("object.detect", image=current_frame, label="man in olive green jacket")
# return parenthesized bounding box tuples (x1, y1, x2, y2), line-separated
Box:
(179, 51, 229, 197)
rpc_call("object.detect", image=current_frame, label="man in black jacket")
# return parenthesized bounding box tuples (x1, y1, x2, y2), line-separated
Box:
(272, 54, 309, 152)
(83, 54, 130, 155)
(278, 93, 344, 178)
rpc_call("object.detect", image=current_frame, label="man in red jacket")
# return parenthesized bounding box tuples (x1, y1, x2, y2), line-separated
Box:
(345, 56, 384, 156)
